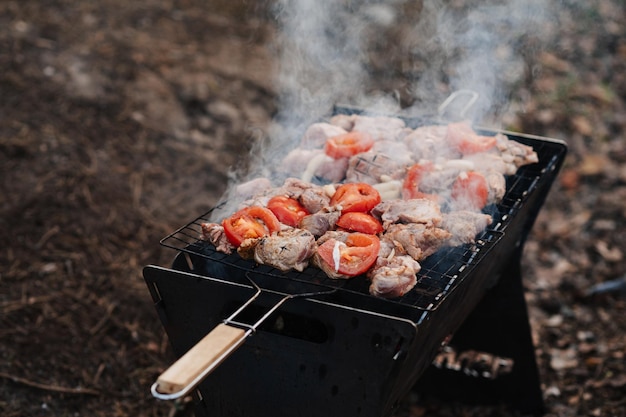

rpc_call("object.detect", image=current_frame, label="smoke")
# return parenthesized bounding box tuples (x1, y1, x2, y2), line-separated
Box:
(214, 0, 555, 215)
(410, 0, 552, 123)
(268, 0, 552, 124)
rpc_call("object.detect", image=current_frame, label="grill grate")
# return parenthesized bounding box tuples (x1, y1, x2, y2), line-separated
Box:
(160, 130, 564, 312)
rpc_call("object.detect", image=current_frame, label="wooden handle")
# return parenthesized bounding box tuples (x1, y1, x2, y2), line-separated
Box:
(156, 323, 247, 395)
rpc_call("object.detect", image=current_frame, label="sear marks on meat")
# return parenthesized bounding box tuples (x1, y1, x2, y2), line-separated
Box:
(240, 228, 317, 272)
(442, 210, 493, 247)
(367, 255, 421, 298)
(201, 222, 236, 254)
(372, 198, 444, 228)
(298, 209, 342, 238)
(345, 141, 413, 185)
(383, 223, 452, 261)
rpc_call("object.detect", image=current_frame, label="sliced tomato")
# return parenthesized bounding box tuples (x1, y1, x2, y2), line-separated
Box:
(222, 206, 281, 247)
(447, 121, 497, 154)
(451, 171, 489, 211)
(324, 131, 374, 159)
(267, 196, 310, 227)
(336, 212, 383, 235)
(317, 233, 380, 277)
(330, 182, 381, 213)
(401, 162, 438, 200)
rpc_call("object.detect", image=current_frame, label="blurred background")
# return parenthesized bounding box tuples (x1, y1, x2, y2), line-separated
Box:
(1, 1, 624, 416)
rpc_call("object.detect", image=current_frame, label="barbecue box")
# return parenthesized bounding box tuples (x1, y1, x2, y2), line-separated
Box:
(143, 107, 567, 417)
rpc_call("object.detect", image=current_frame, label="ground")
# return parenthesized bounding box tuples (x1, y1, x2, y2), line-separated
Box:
(1, 1, 625, 416)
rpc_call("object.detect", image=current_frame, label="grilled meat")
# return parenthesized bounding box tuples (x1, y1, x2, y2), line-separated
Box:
(298, 209, 342, 238)
(300, 122, 347, 149)
(372, 198, 443, 228)
(383, 223, 452, 261)
(201, 223, 236, 254)
(442, 210, 493, 246)
(239, 228, 317, 272)
(367, 254, 421, 298)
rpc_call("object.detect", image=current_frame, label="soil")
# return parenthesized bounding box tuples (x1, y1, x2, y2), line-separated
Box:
(1, 1, 625, 416)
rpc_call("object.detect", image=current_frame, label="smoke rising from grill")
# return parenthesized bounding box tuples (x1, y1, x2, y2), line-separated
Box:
(214, 0, 553, 217)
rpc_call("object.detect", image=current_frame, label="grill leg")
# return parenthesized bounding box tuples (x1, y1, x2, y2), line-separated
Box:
(414, 248, 544, 416)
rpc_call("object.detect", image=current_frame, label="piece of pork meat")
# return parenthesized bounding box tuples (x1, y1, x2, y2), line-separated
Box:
(238, 228, 317, 272)
(367, 255, 421, 298)
(403, 125, 457, 160)
(278, 178, 334, 213)
(329, 113, 358, 131)
(495, 133, 539, 169)
(372, 198, 444, 228)
(481, 170, 506, 204)
(352, 115, 407, 141)
(442, 210, 493, 247)
(201, 222, 236, 254)
(300, 122, 348, 149)
(298, 209, 342, 238)
(345, 151, 410, 185)
(383, 223, 452, 261)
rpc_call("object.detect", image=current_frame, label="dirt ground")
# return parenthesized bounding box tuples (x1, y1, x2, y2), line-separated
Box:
(1, 1, 625, 416)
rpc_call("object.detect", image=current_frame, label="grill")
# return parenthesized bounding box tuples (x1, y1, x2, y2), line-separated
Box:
(143, 108, 567, 417)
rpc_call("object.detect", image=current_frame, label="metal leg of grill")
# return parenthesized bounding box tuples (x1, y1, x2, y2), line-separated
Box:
(413, 248, 544, 416)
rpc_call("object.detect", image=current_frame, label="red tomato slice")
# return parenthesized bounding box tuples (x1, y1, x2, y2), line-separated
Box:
(317, 233, 380, 277)
(336, 212, 383, 235)
(447, 121, 497, 154)
(324, 131, 374, 159)
(330, 183, 381, 213)
(222, 206, 281, 247)
(451, 171, 489, 211)
(267, 196, 310, 227)
(401, 162, 437, 200)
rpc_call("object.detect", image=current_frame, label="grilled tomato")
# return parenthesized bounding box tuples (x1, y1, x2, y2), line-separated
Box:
(447, 121, 497, 154)
(336, 212, 383, 235)
(324, 131, 374, 159)
(222, 206, 281, 247)
(451, 171, 489, 211)
(401, 161, 438, 200)
(267, 196, 310, 228)
(316, 233, 380, 277)
(330, 182, 381, 213)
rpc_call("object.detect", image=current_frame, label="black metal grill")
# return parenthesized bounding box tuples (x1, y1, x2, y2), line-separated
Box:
(144, 115, 567, 417)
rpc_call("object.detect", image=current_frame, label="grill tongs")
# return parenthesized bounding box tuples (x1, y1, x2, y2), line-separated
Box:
(151, 273, 337, 400)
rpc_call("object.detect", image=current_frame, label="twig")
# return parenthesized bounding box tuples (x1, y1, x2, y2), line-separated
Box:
(0, 372, 100, 396)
